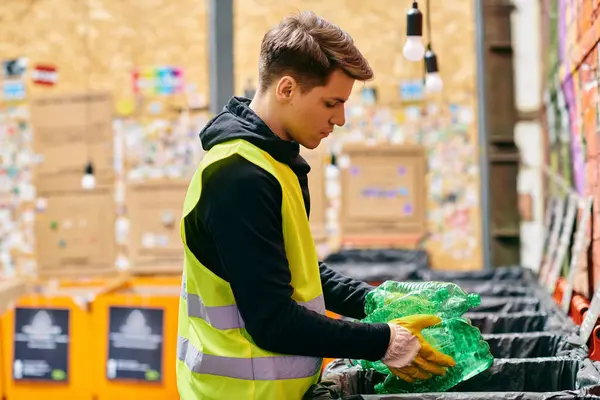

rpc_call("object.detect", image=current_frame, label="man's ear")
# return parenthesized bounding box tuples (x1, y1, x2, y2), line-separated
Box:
(275, 76, 297, 103)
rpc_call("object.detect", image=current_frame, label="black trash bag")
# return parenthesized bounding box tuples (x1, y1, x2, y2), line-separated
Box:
(464, 311, 578, 334)
(323, 263, 422, 283)
(306, 358, 600, 400)
(471, 296, 542, 313)
(482, 332, 588, 359)
(418, 266, 537, 283)
(322, 248, 431, 283)
(323, 249, 430, 270)
(364, 388, 600, 400)
(303, 362, 378, 400)
(450, 280, 537, 297)
(453, 357, 595, 392)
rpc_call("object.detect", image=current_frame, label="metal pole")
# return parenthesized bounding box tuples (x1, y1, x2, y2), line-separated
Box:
(474, 0, 493, 269)
(208, 0, 234, 115)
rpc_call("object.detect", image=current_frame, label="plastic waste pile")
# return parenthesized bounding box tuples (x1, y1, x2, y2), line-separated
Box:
(357, 281, 494, 394)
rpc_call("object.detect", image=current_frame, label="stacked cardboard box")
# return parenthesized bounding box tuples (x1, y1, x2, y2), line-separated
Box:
(30, 92, 116, 278)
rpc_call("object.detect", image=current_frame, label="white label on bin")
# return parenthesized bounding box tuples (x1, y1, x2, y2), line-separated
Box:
(562, 196, 593, 313)
(546, 194, 578, 293)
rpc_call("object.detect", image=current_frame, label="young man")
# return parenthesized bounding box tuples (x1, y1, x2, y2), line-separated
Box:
(176, 11, 455, 400)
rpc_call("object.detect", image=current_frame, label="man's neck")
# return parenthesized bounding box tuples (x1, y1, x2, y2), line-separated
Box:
(249, 93, 291, 141)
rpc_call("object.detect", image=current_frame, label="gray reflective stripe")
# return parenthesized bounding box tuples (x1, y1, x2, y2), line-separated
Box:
(187, 292, 245, 330)
(301, 295, 326, 314)
(183, 287, 325, 330)
(177, 336, 321, 380)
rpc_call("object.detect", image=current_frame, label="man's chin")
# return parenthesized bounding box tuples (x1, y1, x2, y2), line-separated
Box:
(302, 140, 320, 150)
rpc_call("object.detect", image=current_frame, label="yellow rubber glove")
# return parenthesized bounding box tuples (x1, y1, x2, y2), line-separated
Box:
(383, 314, 456, 383)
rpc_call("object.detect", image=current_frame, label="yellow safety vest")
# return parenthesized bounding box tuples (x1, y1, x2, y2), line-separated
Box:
(176, 138, 324, 400)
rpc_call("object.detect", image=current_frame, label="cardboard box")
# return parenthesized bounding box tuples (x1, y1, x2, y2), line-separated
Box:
(300, 144, 329, 242)
(126, 180, 187, 274)
(34, 190, 116, 278)
(338, 143, 427, 247)
(30, 92, 114, 194)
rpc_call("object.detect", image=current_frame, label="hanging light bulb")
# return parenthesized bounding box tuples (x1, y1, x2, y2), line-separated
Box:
(424, 47, 443, 93)
(81, 161, 96, 190)
(403, 1, 425, 61)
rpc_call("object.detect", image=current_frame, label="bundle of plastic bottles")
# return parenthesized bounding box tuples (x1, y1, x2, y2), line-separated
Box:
(356, 281, 494, 394)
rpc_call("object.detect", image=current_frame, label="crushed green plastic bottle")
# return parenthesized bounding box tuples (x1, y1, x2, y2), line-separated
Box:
(364, 281, 481, 319)
(358, 281, 493, 394)
(360, 317, 494, 394)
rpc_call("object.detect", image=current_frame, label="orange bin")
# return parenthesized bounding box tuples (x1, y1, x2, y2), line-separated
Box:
(0, 319, 4, 400)
(569, 294, 590, 326)
(553, 277, 566, 305)
(322, 310, 342, 371)
(1, 278, 125, 400)
(91, 275, 181, 400)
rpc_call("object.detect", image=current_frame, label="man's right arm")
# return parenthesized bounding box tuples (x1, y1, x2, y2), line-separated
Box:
(186, 156, 390, 361)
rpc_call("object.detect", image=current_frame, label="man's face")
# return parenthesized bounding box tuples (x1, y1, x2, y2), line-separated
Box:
(278, 69, 354, 149)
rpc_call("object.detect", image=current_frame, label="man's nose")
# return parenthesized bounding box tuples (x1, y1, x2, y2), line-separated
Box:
(330, 106, 346, 127)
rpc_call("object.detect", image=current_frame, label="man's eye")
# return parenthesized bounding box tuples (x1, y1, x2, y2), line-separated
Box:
(325, 102, 336, 108)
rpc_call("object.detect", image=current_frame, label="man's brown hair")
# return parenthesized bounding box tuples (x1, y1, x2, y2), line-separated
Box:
(258, 11, 374, 93)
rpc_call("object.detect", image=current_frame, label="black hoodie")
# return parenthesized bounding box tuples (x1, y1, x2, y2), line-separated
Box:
(183, 97, 390, 360)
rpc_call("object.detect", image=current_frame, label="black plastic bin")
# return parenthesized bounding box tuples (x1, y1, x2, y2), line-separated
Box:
(325, 263, 422, 283)
(323, 249, 430, 269)
(471, 296, 542, 313)
(323, 249, 431, 283)
(418, 266, 537, 283)
(464, 310, 578, 334)
(482, 332, 588, 359)
(306, 358, 600, 400)
(449, 280, 538, 297)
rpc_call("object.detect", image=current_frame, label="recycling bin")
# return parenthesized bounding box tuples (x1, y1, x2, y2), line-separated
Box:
(482, 332, 588, 359)
(418, 265, 536, 283)
(1, 278, 125, 400)
(0, 319, 4, 400)
(471, 296, 542, 313)
(464, 310, 578, 335)
(90, 275, 181, 400)
(448, 280, 538, 297)
(323, 248, 430, 269)
(323, 262, 422, 285)
(0, 278, 26, 400)
(323, 249, 429, 286)
(307, 357, 600, 399)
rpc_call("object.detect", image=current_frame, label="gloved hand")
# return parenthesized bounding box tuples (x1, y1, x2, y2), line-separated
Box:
(382, 314, 456, 383)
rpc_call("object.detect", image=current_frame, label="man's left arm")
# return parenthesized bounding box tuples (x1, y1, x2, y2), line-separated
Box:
(319, 261, 375, 319)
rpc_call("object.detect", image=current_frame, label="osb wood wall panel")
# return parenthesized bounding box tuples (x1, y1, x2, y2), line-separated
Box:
(0, 0, 482, 270)
(234, 0, 477, 107)
(0, 0, 209, 103)
(234, 0, 483, 270)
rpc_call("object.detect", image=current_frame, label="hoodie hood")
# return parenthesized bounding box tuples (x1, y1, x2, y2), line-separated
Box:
(199, 97, 311, 176)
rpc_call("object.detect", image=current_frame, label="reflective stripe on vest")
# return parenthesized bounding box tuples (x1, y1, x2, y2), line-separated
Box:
(181, 281, 326, 330)
(177, 336, 322, 380)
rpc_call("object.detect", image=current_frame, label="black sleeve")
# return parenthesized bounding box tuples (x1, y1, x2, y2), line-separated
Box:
(319, 262, 374, 320)
(199, 157, 390, 361)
